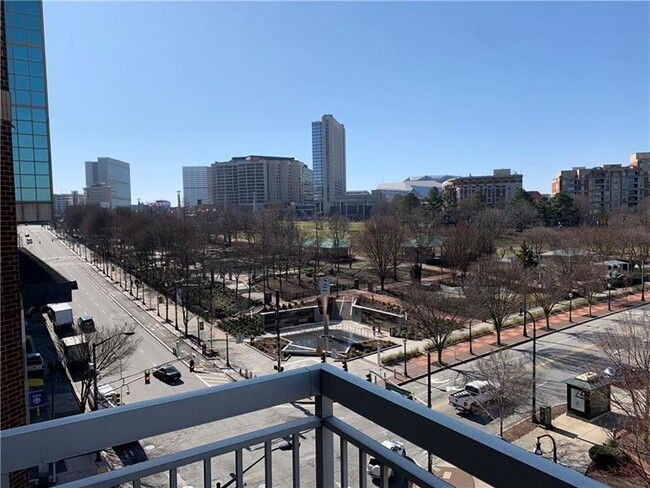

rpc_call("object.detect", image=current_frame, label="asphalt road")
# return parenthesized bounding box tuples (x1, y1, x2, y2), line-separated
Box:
(19, 225, 230, 405)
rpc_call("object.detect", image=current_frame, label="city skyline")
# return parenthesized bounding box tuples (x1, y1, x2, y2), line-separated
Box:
(43, 1, 649, 203)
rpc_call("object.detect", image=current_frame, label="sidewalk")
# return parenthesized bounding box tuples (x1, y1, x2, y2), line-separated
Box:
(512, 413, 611, 473)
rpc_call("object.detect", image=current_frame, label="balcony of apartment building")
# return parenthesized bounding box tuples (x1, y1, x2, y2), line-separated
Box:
(1, 365, 601, 488)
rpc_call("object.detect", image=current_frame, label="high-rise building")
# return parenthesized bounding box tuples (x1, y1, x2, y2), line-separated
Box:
(312, 114, 346, 215)
(443, 169, 523, 207)
(551, 158, 649, 212)
(53, 190, 84, 216)
(6, 0, 53, 222)
(85, 157, 131, 208)
(182, 166, 211, 207)
(209, 155, 312, 208)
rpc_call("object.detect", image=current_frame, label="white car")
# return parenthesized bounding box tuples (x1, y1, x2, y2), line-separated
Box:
(367, 440, 406, 479)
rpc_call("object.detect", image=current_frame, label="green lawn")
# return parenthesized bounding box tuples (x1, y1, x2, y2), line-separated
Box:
(297, 221, 364, 236)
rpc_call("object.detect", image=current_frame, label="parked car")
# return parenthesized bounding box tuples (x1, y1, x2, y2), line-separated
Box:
(153, 365, 182, 383)
(449, 380, 499, 414)
(26, 353, 44, 376)
(603, 364, 650, 387)
(366, 440, 406, 480)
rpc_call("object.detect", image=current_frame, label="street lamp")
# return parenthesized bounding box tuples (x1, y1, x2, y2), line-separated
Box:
(534, 434, 558, 463)
(641, 258, 646, 302)
(468, 320, 474, 355)
(568, 292, 573, 323)
(403, 338, 408, 377)
(92, 331, 135, 462)
(93, 331, 136, 411)
(608, 283, 612, 311)
(275, 290, 282, 373)
(519, 308, 538, 423)
(225, 331, 230, 368)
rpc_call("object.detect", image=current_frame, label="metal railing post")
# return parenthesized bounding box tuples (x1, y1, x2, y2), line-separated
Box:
(315, 394, 334, 488)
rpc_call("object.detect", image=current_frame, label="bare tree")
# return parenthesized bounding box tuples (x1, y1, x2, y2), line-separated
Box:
(594, 311, 650, 482)
(406, 208, 440, 283)
(465, 257, 521, 346)
(573, 256, 605, 317)
(353, 214, 404, 291)
(441, 223, 486, 286)
(474, 349, 533, 438)
(530, 261, 571, 330)
(327, 213, 350, 275)
(407, 286, 471, 364)
(78, 323, 140, 412)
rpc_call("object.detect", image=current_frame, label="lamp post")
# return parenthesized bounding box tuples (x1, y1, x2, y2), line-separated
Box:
(225, 331, 230, 368)
(275, 290, 282, 373)
(608, 283, 612, 311)
(92, 331, 135, 461)
(534, 434, 558, 463)
(520, 308, 538, 423)
(641, 258, 646, 302)
(468, 320, 474, 355)
(568, 292, 573, 323)
(403, 338, 408, 377)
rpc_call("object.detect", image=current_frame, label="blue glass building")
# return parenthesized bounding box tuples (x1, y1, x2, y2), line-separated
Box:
(6, 0, 52, 222)
(85, 157, 132, 208)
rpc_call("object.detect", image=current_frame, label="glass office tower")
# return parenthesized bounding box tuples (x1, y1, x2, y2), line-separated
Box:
(6, 0, 52, 222)
(85, 157, 132, 208)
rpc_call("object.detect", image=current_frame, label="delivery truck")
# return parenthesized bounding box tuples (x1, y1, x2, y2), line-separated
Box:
(61, 335, 90, 370)
(47, 303, 74, 330)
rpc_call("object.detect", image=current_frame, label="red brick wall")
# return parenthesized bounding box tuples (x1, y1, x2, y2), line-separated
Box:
(1, 1, 29, 486)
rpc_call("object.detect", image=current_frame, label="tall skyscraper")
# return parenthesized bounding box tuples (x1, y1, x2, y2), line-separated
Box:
(312, 114, 346, 215)
(182, 166, 211, 207)
(85, 157, 132, 208)
(6, 0, 53, 222)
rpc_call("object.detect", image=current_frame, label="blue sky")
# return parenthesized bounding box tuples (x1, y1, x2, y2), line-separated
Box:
(44, 1, 649, 203)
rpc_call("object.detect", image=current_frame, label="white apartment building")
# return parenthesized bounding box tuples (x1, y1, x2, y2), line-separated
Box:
(209, 156, 312, 208)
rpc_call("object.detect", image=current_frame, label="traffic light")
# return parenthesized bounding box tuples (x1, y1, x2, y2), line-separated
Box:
(342, 360, 348, 372)
(320, 353, 326, 363)
(144, 371, 151, 384)
(112, 393, 121, 406)
(366, 372, 372, 382)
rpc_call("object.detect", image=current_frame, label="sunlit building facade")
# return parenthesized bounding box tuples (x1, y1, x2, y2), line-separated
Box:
(312, 114, 346, 215)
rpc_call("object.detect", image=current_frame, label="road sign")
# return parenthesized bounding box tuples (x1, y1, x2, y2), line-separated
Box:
(29, 390, 44, 408)
(319, 277, 331, 297)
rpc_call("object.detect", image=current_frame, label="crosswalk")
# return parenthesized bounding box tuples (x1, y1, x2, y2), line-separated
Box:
(195, 371, 231, 388)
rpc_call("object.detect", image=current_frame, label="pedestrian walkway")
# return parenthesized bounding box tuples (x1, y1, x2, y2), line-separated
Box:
(512, 413, 611, 473)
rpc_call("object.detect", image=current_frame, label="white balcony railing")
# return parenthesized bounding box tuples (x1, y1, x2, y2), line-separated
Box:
(1, 364, 604, 488)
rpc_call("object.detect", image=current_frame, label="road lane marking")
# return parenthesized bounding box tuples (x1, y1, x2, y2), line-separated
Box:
(429, 341, 602, 410)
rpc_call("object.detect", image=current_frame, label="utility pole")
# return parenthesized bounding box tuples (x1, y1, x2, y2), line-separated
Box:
(275, 290, 282, 372)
